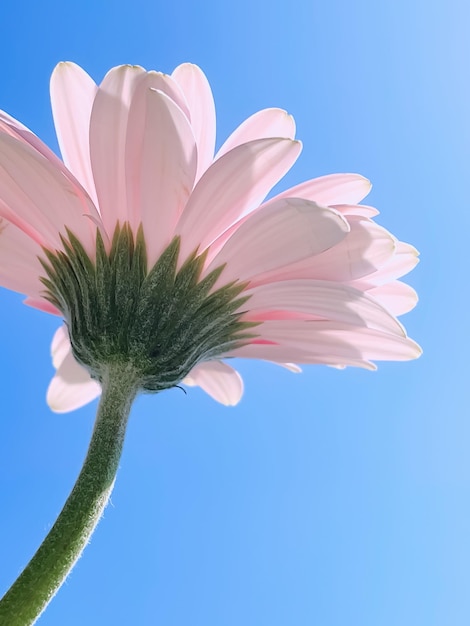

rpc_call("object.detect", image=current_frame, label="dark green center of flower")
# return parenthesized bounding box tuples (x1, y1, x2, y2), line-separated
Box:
(40, 224, 257, 392)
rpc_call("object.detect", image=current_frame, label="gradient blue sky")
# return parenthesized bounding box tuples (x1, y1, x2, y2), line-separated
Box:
(0, 0, 468, 624)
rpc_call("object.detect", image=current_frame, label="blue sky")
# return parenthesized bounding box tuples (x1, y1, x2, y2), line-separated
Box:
(0, 0, 469, 624)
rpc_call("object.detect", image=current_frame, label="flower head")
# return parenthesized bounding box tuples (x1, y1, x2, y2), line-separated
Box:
(0, 62, 421, 412)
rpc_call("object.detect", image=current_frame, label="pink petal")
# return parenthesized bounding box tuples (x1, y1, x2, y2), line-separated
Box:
(229, 343, 377, 370)
(89, 65, 146, 234)
(183, 360, 244, 406)
(198, 108, 297, 261)
(125, 87, 197, 264)
(172, 63, 216, 181)
(0, 108, 97, 217)
(139, 71, 190, 118)
(0, 216, 45, 297)
(267, 173, 372, 207)
(366, 281, 418, 316)
(253, 216, 396, 285)
(216, 108, 296, 159)
(249, 310, 311, 321)
(244, 279, 405, 336)
(206, 199, 349, 284)
(47, 326, 101, 413)
(0, 110, 71, 174)
(50, 62, 98, 203)
(272, 362, 302, 373)
(23, 297, 62, 316)
(359, 241, 419, 285)
(246, 320, 422, 362)
(176, 137, 302, 260)
(332, 203, 379, 218)
(0, 133, 99, 253)
(50, 325, 72, 368)
(47, 360, 101, 413)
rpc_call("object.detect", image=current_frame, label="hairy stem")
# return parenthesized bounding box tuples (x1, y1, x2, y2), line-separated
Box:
(0, 363, 139, 625)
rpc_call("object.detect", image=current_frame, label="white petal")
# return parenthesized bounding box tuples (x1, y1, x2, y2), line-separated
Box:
(183, 360, 243, 406)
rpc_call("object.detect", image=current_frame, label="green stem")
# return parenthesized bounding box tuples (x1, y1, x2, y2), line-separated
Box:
(0, 363, 139, 626)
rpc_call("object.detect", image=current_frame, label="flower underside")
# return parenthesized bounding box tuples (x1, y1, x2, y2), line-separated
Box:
(40, 224, 258, 392)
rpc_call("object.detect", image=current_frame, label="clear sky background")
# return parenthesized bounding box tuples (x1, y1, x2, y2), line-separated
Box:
(0, 0, 468, 624)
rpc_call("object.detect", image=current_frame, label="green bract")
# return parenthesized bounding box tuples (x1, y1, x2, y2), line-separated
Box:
(40, 224, 258, 392)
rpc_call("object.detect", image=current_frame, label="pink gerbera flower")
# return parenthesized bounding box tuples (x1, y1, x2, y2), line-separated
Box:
(0, 62, 421, 412)
(0, 62, 423, 624)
